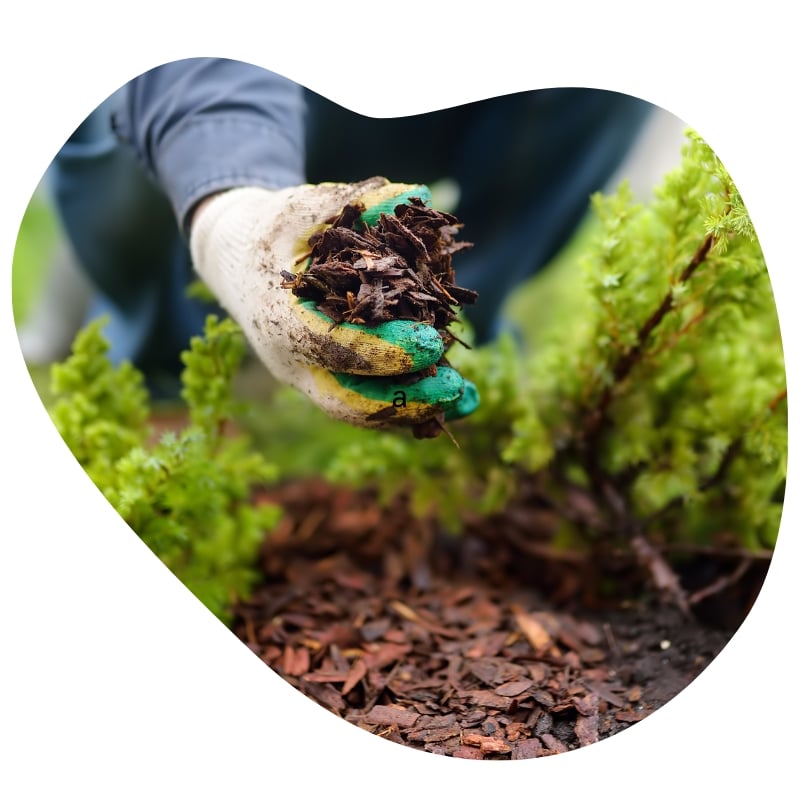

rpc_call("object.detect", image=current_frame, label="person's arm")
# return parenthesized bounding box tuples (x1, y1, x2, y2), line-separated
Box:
(189, 179, 478, 429)
(112, 57, 307, 231)
(115, 58, 478, 430)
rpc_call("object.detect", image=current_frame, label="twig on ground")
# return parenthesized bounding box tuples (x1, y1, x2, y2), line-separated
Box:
(688, 559, 753, 607)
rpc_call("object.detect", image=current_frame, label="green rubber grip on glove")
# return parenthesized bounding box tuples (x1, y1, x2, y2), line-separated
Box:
(334, 367, 479, 425)
(297, 299, 445, 375)
(445, 379, 480, 421)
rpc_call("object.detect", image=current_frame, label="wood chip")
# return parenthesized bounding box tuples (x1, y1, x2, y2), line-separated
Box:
(463, 690, 514, 710)
(495, 679, 535, 697)
(540, 733, 568, 754)
(615, 709, 651, 723)
(452, 746, 484, 760)
(363, 705, 420, 728)
(512, 738, 543, 760)
(407, 724, 462, 744)
(575, 713, 599, 746)
(281, 645, 310, 677)
(341, 658, 368, 695)
(513, 608, 554, 652)
(462, 733, 512, 754)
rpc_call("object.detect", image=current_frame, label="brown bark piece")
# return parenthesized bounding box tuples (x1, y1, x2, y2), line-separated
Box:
(512, 738, 543, 760)
(462, 733, 513, 754)
(575, 712, 600, 747)
(540, 733, 569, 754)
(452, 746, 484, 760)
(513, 608, 553, 652)
(281, 645, 310, 677)
(363, 704, 420, 728)
(341, 659, 368, 695)
(615, 709, 651, 723)
(407, 724, 462, 744)
(495, 679, 535, 697)
(463, 690, 514, 711)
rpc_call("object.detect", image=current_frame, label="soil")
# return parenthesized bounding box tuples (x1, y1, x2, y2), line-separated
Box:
(232, 478, 767, 760)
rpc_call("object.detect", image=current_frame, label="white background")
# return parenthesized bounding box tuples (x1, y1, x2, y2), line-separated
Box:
(2, 4, 796, 798)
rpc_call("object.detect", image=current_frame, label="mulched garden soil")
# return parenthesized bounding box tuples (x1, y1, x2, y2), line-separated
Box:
(233, 478, 765, 760)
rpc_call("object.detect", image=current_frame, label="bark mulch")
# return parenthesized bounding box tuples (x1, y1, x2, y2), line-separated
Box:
(233, 478, 758, 760)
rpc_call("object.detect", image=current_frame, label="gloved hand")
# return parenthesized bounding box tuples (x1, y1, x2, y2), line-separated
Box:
(189, 176, 479, 430)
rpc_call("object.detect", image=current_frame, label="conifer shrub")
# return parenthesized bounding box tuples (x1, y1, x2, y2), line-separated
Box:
(44, 132, 786, 614)
(326, 132, 787, 601)
(49, 314, 281, 622)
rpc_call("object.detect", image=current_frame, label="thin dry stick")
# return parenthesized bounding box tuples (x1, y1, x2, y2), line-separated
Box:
(688, 558, 753, 607)
(630, 529, 692, 617)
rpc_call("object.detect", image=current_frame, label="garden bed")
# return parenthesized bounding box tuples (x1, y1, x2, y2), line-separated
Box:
(231, 478, 764, 760)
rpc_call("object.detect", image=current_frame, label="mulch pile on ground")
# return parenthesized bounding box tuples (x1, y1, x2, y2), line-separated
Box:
(233, 479, 739, 760)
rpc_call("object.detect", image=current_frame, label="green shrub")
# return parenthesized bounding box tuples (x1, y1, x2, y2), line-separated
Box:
(326, 132, 787, 563)
(44, 131, 786, 614)
(50, 315, 281, 622)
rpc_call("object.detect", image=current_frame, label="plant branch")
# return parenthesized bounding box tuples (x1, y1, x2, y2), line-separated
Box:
(630, 528, 692, 617)
(769, 387, 788, 413)
(688, 558, 753, 607)
(565, 232, 720, 612)
(582, 232, 716, 450)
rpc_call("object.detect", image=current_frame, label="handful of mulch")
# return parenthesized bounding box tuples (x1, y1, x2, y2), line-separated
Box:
(281, 196, 478, 438)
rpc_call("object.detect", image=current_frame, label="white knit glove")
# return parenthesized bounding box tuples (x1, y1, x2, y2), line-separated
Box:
(189, 177, 477, 429)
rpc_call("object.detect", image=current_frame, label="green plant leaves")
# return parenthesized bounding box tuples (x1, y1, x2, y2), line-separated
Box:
(324, 132, 787, 556)
(49, 315, 280, 622)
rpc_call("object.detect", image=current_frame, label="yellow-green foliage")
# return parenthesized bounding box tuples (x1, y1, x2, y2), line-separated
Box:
(328, 334, 529, 531)
(50, 315, 281, 622)
(328, 133, 787, 552)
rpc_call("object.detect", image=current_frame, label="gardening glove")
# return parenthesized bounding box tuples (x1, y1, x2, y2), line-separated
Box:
(189, 177, 479, 430)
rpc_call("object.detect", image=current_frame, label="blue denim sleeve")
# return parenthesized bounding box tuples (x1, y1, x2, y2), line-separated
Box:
(112, 57, 307, 230)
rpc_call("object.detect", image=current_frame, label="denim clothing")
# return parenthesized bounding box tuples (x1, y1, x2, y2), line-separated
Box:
(49, 57, 653, 380)
(50, 59, 306, 388)
(304, 88, 652, 341)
